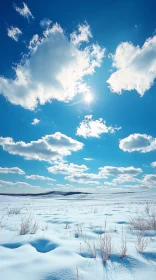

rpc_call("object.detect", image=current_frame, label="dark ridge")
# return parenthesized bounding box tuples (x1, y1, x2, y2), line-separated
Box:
(0, 191, 90, 197)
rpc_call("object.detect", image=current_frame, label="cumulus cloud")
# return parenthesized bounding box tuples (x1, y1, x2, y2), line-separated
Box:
(0, 167, 25, 174)
(25, 175, 55, 181)
(101, 167, 156, 190)
(48, 162, 88, 175)
(65, 173, 100, 185)
(48, 161, 102, 185)
(31, 118, 40, 125)
(84, 157, 94, 161)
(107, 35, 156, 95)
(7, 26, 22, 41)
(151, 161, 156, 168)
(14, 2, 34, 20)
(119, 133, 156, 153)
(99, 165, 142, 177)
(0, 23, 105, 110)
(76, 115, 121, 138)
(0, 132, 83, 162)
(142, 174, 156, 188)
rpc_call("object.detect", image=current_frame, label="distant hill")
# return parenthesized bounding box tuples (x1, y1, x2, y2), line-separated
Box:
(0, 191, 90, 197)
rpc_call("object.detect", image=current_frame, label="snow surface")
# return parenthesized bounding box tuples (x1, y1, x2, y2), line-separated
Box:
(0, 192, 156, 280)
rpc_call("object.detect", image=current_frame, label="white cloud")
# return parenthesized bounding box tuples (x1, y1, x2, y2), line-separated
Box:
(65, 173, 100, 185)
(142, 174, 156, 188)
(0, 180, 32, 187)
(0, 179, 50, 194)
(101, 167, 156, 190)
(70, 23, 92, 45)
(0, 167, 25, 174)
(76, 115, 121, 138)
(7, 26, 22, 41)
(99, 165, 142, 177)
(0, 132, 84, 162)
(119, 133, 156, 153)
(14, 2, 34, 20)
(26, 175, 55, 181)
(107, 35, 156, 95)
(0, 23, 105, 110)
(151, 161, 156, 168)
(48, 162, 88, 175)
(31, 118, 40, 125)
(84, 157, 94, 161)
(48, 161, 101, 185)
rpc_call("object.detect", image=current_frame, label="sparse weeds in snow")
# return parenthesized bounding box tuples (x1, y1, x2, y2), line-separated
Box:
(119, 229, 127, 259)
(0, 216, 5, 229)
(65, 223, 71, 229)
(30, 221, 39, 234)
(42, 222, 48, 231)
(135, 231, 149, 253)
(19, 215, 39, 235)
(7, 207, 21, 215)
(74, 223, 97, 259)
(74, 223, 85, 239)
(130, 204, 156, 231)
(99, 221, 112, 264)
(144, 202, 151, 215)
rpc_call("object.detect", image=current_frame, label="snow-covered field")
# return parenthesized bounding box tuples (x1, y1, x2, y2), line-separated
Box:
(0, 192, 156, 280)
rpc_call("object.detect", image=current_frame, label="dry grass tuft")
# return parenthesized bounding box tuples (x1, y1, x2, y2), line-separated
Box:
(99, 221, 112, 263)
(19, 215, 38, 235)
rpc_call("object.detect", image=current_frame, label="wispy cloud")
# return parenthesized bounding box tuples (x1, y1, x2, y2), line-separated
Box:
(40, 18, 52, 28)
(7, 26, 22, 41)
(0, 167, 25, 174)
(14, 2, 34, 20)
(26, 175, 55, 181)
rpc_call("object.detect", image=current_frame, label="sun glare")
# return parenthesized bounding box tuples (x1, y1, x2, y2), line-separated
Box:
(84, 93, 93, 104)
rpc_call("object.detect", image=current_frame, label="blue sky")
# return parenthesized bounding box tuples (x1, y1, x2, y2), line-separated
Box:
(0, 0, 155, 193)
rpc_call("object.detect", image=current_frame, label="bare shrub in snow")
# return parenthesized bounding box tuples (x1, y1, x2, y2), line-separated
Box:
(30, 221, 39, 234)
(129, 216, 148, 231)
(8, 207, 21, 215)
(149, 210, 156, 230)
(135, 232, 149, 253)
(130, 205, 156, 231)
(19, 215, 38, 235)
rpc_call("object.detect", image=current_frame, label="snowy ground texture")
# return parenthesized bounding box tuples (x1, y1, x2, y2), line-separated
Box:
(0, 192, 156, 280)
